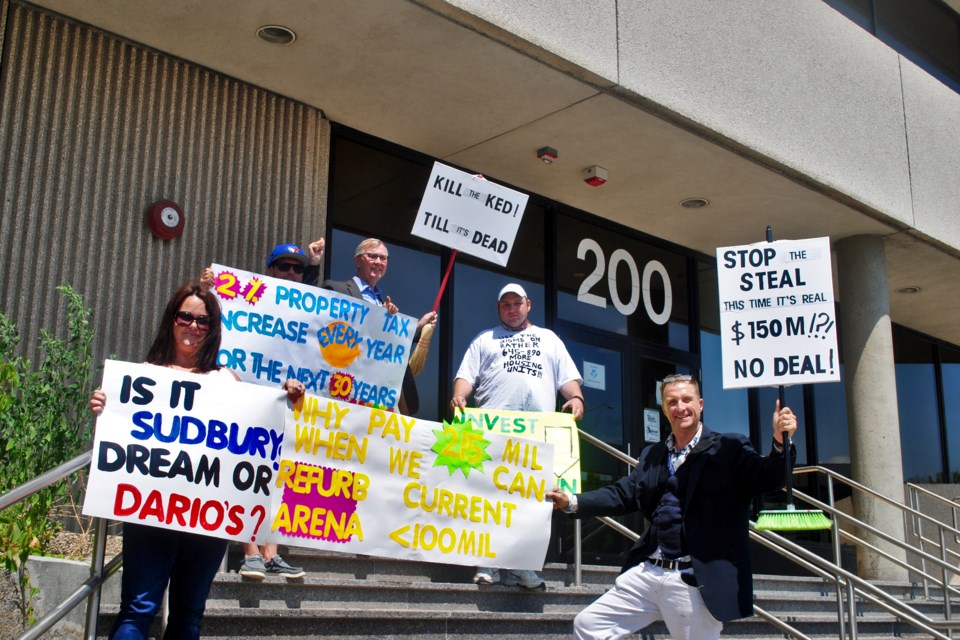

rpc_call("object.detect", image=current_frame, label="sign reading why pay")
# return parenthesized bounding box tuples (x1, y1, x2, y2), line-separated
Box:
(716, 237, 839, 389)
(412, 162, 529, 266)
(84, 360, 286, 544)
(273, 395, 554, 570)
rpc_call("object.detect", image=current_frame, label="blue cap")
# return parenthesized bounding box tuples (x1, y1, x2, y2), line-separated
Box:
(267, 243, 309, 268)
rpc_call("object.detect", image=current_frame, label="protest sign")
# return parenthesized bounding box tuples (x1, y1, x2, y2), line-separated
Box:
(459, 408, 581, 494)
(412, 162, 529, 266)
(271, 394, 555, 570)
(83, 360, 286, 543)
(210, 264, 414, 410)
(716, 237, 840, 389)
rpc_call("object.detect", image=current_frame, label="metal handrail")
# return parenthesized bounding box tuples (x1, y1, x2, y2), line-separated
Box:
(0, 449, 114, 640)
(795, 465, 960, 602)
(751, 526, 955, 638)
(571, 434, 960, 639)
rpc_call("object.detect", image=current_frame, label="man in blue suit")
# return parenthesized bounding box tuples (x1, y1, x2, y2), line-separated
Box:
(546, 373, 797, 639)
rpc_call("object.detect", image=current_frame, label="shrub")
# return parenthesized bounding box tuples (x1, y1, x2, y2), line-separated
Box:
(0, 285, 96, 622)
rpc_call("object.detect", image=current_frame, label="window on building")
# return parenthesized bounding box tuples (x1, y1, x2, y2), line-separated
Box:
(699, 260, 749, 437)
(894, 326, 943, 483)
(758, 385, 807, 464)
(812, 373, 850, 467)
(875, 0, 960, 91)
(941, 346, 960, 482)
(824, 0, 960, 93)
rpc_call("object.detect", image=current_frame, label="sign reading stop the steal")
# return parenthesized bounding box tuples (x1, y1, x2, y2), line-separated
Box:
(412, 162, 528, 267)
(716, 236, 840, 389)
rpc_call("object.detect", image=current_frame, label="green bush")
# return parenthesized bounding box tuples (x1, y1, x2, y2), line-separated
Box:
(0, 285, 95, 577)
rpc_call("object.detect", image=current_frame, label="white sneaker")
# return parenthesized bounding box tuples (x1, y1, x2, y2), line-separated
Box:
(501, 569, 545, 589)
(473, 567, 500, 584)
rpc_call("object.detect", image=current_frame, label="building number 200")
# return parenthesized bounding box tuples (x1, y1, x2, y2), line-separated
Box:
(576, 238, 673, 325)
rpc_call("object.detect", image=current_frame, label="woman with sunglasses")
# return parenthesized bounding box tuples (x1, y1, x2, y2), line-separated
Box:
(89, 281, 303, 639)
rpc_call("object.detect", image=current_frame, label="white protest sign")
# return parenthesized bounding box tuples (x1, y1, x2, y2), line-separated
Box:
(716, 237, 840, 389)
(412, 162, 529, 266)
(210, 264, 414, 410)
(270, 395, 554, 570)
(83, 360, 286, 543)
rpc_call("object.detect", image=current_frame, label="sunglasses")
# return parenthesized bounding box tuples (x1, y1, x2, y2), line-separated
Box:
(273, 262, 306, 274)
(363, 253, 389, 263)
(174, 311, 211, 330)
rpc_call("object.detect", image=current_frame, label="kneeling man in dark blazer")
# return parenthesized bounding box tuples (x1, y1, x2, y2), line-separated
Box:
(546, 373, 796, 640)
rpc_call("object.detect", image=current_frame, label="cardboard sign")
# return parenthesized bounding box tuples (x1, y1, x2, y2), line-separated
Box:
(716, 237, 840, 389)
(83, 360, 286, 543)
(210, 264, 414, 410)
(271, 395, 555, 570)
(459, 409, 581, 494)
(412, 162, 529, 266)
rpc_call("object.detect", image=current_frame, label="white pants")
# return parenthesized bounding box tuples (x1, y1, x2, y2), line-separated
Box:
(574, 562, 723, 640)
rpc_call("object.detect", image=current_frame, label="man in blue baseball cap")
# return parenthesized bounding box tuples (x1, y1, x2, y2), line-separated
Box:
(266, 239, 324, 284)
(201, 238, 324, 288)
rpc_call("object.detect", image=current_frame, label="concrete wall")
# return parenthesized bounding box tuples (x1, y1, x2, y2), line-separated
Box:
(442, 0, 960, 253)
(0, 0, 329, 366)
(0, 556, 121, 640)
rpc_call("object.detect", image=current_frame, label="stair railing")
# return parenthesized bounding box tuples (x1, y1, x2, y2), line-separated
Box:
(907, 483, 960, 596)
(572, 430, 960, 640)
(0, 449, 119, 640)
(794, 466, 960, 609)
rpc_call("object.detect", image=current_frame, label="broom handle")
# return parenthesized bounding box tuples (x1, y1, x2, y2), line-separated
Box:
(779, 384, 796, 507)
(432, 249, 457, 314)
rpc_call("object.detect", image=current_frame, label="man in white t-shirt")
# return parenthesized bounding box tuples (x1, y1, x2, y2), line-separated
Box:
(450, 283, 584, 589)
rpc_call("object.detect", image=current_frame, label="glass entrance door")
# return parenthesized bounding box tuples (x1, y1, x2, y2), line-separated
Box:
(550, 332, 695, 565)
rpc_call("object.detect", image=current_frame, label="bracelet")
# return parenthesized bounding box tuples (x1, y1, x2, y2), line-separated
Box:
(569, 395, 585, 404)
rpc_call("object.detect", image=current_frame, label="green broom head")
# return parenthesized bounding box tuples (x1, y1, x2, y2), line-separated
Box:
(755, 504, 832, 531)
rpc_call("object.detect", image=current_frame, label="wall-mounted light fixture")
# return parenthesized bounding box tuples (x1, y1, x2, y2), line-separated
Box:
(583, 165, 608, 187)
(537, 146, 558, 164)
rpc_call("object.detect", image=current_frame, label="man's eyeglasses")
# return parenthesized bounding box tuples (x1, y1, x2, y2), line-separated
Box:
(363, 253, 389, 263)
(272, 262, 306, 274)
(174, 311, 211, 330)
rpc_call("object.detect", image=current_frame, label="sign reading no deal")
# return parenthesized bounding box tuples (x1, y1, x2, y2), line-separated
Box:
(716, 237, 840, 389)
(412, 162, 529, 267)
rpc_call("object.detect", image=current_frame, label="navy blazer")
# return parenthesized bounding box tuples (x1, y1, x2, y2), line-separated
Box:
(574, 425, 791, 622)
(320, 278, 420, 414)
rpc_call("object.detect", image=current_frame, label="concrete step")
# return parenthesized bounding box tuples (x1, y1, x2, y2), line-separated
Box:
(93, 549, 953, 639)
(96, 605, 941, 639)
